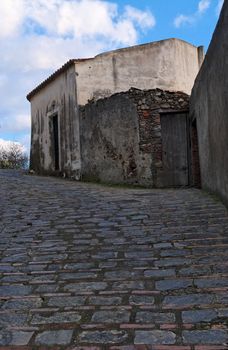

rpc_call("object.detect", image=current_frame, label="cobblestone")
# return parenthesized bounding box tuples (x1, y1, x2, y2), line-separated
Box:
(0, 285, 32, 296)
(89, 296, 123, 305)
(0, 330, 34, 346)
(129, 295, 155, 305)
(47, 295, 86, 307)
(182, 309, 217, 323)
(35, 329, 73, 345)
(112, 281, 145, 290)
(0, 312, 29, 327)
(182, 330, 228, 345)
(144, 268, 176, 278)
(31, 311, 81, 324)
(64, 282, 108, 292)
(0, 170, 228, 348)
(135, 312, 175, 324)
(79, 330, 128, 344)
(134, 330, 176, 344)
(2, 297, 43, 310)
(155, 279, 193, 291)
(162, 294, 214, 309)
(92, 310, 130, 323)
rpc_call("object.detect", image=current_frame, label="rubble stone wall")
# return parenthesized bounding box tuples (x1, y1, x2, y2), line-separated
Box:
(80, 88, 190, 187)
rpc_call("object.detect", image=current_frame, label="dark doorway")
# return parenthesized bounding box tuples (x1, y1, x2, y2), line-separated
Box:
(160, 112, 189, 187)
(52, 115, 59, 171)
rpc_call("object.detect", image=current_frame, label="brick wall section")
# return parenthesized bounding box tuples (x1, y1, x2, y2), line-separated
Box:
(127, 88, 189, 186)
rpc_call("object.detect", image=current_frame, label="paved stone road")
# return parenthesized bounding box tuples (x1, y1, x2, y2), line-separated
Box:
(0, 170, 228, 350)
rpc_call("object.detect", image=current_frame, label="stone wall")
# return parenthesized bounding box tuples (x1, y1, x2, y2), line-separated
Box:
(190, 1, 228, 205)
(127, 88, 189, 187)
(80, 94, 145, 185)
(80, 88, 190, 187)
(190, 122, 201, 188)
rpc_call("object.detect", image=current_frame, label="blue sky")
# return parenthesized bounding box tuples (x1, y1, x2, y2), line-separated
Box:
(112, 0, 222, 48)
(0, 0, 224, 152)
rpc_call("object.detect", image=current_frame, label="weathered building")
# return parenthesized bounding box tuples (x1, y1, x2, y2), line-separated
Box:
(80, 88, 194, 187)
(27, 38, 203, 187)
(190, 1, 228, 205)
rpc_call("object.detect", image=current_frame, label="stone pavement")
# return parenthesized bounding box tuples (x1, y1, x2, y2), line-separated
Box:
(0, 170, 227, 350)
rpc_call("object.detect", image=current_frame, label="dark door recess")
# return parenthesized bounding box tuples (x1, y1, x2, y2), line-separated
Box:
(160, 112, 189, 187)
(52, 115, 59, 171)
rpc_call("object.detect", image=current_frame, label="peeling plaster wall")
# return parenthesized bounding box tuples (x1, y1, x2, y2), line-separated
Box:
(190, 2, 228, 206)
(30, 65, 81, 177)
(80, 88, 189, 187)
(76, 39, 201, 106)
(80, 94, 146, 185)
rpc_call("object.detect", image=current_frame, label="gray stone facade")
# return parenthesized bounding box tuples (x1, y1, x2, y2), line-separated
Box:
(190, 1, 228, 205)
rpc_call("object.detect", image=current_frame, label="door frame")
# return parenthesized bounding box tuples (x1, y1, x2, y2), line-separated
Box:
(48, 111, 61, 172)
(159, 109, 191, 187)
(52, 114, 60, 171)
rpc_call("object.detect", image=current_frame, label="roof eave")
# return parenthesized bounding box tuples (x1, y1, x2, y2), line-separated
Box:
(27, 59, 91, 101)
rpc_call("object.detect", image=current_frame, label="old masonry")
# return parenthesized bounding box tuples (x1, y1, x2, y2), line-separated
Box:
(27, 38, 204, 188)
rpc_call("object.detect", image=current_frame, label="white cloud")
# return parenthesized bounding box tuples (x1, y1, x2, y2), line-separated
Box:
(174, 15, 194, 28)
(0, 0, 25, 38)
(174, 0, 211, 28)
(0, 0, 156, 151)
(216, 0, 224, 15)
(124, 5, 156, 30)
(0, 0, 155, 47)
(0, 139, 12, 150)
(0, 138, 26, 153)
(20, 0, 155, 45)
(198, 0, 210, 14)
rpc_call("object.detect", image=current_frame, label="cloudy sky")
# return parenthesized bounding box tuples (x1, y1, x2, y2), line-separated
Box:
(0, 0, 224, 152)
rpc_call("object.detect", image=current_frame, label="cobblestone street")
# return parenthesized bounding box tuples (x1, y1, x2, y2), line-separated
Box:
(0, 170, 227, 349)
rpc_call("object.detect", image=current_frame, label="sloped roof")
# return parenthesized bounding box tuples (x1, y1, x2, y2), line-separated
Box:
(26, 58, 91, 101)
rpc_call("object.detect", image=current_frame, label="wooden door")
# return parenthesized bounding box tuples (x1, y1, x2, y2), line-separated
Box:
(160, 112, 189, 187)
